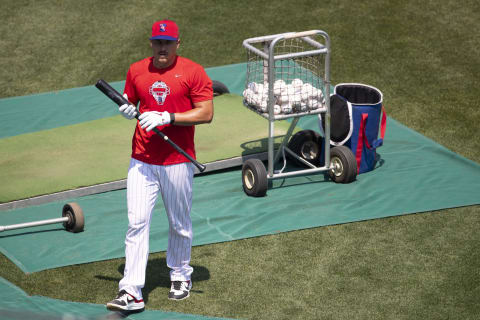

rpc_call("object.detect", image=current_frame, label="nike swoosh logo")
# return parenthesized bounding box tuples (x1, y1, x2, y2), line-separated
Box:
(175, 74, 182, 78)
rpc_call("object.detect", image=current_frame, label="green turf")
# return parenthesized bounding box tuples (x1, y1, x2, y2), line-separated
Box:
(0, 0, 479, 319)
(0, 94, 293, 203)
(0, 117, 133, 203)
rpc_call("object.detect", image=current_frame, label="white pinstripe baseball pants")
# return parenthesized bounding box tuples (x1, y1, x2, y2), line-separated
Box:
(119, 158, 194, 300)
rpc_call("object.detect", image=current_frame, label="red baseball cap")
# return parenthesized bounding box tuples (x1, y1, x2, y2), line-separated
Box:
(150, 20, 179, 41)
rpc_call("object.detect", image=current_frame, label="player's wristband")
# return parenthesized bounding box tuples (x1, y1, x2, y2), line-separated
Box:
(170, 113, 175, 124)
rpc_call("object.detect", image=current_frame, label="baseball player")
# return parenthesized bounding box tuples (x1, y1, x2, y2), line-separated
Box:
(106, 19, 213, 312)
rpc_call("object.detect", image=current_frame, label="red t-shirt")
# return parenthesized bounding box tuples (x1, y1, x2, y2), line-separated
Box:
(123, 56, 213, 165)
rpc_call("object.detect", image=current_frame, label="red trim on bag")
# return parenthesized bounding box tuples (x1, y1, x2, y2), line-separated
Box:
(380, 105, 387, 140)
(363, 121, 372, 150)
(355, 113, 369, 173)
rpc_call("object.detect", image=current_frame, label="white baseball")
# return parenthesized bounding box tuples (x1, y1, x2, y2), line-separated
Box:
(310, 87, 320, 99)
(277, 92, 289, 104)
(256, 83, 265, 95)
(273, 79, 286, 96)
(291, 78, 303, 89)
(290, 93, 302, 106)
(258, 100, 268, 113)
(274, 104, 281, 115)
(301, 91, 310, 102)
(243, 88, 254, 104)
(302, 82, 313, 91)
(258, 93, 267, 106)
(252, 93, 264, 106)
(307, 98, 320, 110)
(281, 103, 293, 114)
(247, 82, 257, 93)
(317, 90, 325, 103)
(297, 102, 308, 112)
(292, 81, 303, 95)
(259, 90, 268, 103)
(301, 83, 313, 99)
(285, 84, 296, 96)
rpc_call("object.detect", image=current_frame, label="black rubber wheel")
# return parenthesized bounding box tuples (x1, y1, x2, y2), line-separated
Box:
(212, 80, 230, 96)
(242, 159, 268, 197)
(328, 146, 357, 183)
(287, 130, 322, 167)
(62, 202, 85, 233)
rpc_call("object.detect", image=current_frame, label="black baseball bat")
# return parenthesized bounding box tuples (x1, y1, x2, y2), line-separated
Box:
(95, 79, 206, 172)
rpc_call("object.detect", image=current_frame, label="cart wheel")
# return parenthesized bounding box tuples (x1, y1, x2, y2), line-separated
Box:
(328, 146, 357, 183)
(62, 202, 84, 233)
(242, 159, 268, 197)
(212, 80, 230, 96)
(287, 130, 322, 167)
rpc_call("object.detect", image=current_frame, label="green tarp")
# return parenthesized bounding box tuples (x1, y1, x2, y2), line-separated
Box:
(0, 277, 232, 320)
(0, 63, 247, 138)
(1, 116, 479, 274)
(2, 61, 479, 320)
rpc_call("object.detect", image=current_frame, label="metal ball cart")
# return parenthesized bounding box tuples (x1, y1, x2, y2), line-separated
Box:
(241, 30, 357, 197)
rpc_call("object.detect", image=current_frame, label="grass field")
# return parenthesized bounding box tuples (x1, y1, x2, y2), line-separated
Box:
(1, 0, 479, 319)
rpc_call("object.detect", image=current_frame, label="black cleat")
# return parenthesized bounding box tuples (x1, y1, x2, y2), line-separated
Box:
(168, 280, 192, 300)
(106, 290, 145, 312)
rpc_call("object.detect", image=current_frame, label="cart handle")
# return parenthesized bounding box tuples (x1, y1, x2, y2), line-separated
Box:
(283, 30, 320, 39)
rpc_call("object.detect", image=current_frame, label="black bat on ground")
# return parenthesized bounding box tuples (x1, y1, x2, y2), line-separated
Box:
(95, 79, 206, 172)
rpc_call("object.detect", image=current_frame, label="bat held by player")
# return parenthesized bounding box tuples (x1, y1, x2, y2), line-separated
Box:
(95, 79, 207, 173)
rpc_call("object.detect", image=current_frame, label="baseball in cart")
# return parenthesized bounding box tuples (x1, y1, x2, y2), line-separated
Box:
(241, 30, 357, 197)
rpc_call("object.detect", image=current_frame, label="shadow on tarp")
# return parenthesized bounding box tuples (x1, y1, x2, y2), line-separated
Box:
(240, 135, 290, 156)
(94, 257, 210, 304)
(0, 227, 65, 239)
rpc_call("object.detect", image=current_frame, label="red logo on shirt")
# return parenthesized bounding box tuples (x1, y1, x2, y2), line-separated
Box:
(149, 81, 170, 105)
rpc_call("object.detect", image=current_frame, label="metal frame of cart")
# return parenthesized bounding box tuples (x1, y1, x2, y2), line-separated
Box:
(241, 30, 357, 197)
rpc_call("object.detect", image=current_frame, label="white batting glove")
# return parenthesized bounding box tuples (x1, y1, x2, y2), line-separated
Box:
(138, 111, 171, 132)
(118, 94, 137, 120)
